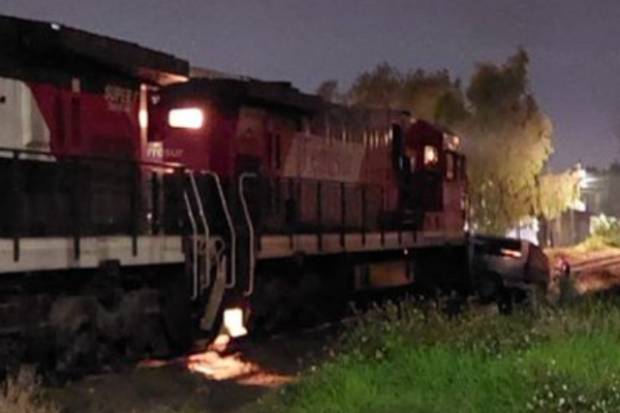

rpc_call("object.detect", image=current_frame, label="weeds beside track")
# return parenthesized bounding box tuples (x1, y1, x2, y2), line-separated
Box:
(255, 298, 620, 413)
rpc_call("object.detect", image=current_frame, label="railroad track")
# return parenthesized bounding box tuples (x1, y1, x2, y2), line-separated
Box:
(571, 254, 620, 275)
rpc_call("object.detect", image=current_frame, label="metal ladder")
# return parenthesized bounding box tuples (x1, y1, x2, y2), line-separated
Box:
(182, 170, 235, 332)
(238, 173, 257, 297)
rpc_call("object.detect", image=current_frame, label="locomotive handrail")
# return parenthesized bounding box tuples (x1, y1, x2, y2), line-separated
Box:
(0, 146, 185, 171)
(2, 144, 192, 264)
(272, 174, 384, 191)
(183, 191, 200, 300)
(239, 173, 257, 297)
(188, 171, 211, 291)
(204, 171, 237, 289)
(250, 175, 388, 237)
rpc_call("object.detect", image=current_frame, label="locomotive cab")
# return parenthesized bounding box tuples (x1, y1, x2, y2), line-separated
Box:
(148, 78, 319, 177)
(391, 119, 466, 233)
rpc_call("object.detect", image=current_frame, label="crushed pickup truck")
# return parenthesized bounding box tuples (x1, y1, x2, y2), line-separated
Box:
(469, 235, 550, 311)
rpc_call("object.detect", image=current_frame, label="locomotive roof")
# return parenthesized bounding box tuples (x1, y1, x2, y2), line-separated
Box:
(168, 78, 323, 113)
(0, 14, 189, 85)
(321, 103, 410, 127)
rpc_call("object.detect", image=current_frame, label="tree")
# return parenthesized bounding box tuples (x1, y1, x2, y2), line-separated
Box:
(315, 80, 342, 104)
(325, 49, 560, 235)
(460, 49, 554, 233)
(400, 69, 467, 127)
(536, 171, 581, 221)
(347, 64, 467, 127)
(348, 62, 401, 110)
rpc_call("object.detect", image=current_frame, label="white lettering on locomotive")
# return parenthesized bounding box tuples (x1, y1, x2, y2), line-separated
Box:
(104, 85, 138, 113)
(165, 148, 184, 158)
(145, 142, 184, 162)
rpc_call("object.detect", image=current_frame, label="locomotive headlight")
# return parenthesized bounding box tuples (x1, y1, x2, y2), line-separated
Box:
(168, 107, 205, 129)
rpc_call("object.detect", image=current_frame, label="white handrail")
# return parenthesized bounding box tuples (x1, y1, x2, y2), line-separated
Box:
(183, 191, 199, 300)
(205, 171, 236, 289)
(239, 173, 256, 297)
(189, 172, 211, 289)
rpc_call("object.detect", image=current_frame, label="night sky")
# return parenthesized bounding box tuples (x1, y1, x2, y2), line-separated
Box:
(3, 0, 619, 170)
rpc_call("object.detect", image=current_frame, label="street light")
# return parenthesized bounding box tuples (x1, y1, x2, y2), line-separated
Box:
(575, 163, 598, 189)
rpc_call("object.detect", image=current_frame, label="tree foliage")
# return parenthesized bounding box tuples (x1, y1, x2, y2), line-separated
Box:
(400, 69, 467, 127)
(536, 171, 581, 221)
(349, 62, 401, 109)
(325, 48, 570, 235)
(315, 80, 343, 104)
(460, 49, 554, 233)
(346, 63, 466, 128)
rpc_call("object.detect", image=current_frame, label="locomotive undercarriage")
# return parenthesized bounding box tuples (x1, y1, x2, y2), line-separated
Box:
(0, 150, 476, 377)
(0, 263, 194, 378)
(247, 255, 352, 334)
(0, 251, 418, 376)
(0, 232, 540, 379)
(245, 245, 470, 335)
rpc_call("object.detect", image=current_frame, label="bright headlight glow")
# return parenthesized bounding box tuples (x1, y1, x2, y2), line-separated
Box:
(424, 145, 439, 165)
(223, 308, 247, 338)
(168, 108, 204, 129)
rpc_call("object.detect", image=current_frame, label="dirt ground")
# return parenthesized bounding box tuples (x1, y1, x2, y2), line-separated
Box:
(546, 246, 620, 295)
(573, 266, 620, 295)
(545, 245, 620, 264)
(48, 327, 337, 413)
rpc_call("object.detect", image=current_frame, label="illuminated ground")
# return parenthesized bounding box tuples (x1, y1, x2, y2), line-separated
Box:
(49, 327, 337, 413)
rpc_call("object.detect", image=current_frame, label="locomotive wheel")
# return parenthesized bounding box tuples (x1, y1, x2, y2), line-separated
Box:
(248, 267, 350, 336)
(291, 271, 327, 327)
(247, 276, 293, 335)
(0, 336, 23, 378)
(49, 297, 98, 377)
(119, 289, 169, 359)
(151, 267, 199, 354)
(160, 284, 194, 355)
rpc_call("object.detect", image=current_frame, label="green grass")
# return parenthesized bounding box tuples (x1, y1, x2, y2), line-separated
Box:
(255, 299, 620, 413)
(11, 298, 620, 413)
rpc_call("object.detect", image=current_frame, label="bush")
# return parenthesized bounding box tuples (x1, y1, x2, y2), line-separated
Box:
(588, 214, 620, 247)
(0, 367, 59, 413)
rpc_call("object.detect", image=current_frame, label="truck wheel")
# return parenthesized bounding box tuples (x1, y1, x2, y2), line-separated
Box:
(477, 272, 502, 304)
(497, 288, 514, 314)
(512, 285, 545, 314)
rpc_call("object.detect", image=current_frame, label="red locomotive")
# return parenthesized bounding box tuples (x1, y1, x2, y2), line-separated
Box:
(148, 78, 466, 233)
(0, 15, 544, 375)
